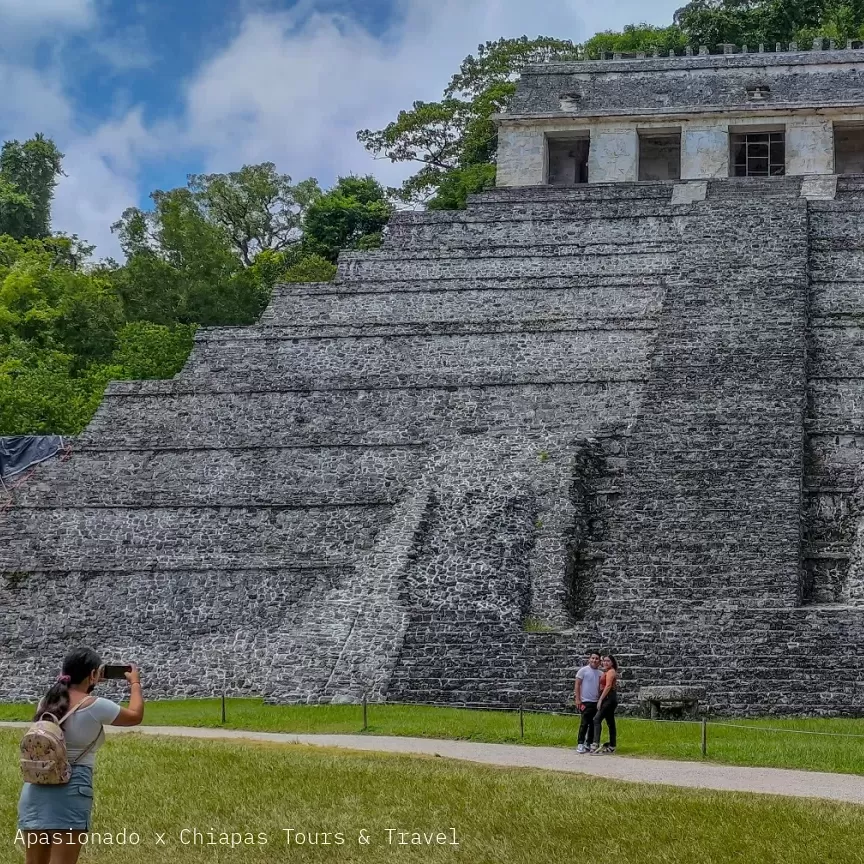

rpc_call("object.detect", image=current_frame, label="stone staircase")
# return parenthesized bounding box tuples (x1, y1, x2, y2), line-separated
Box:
(3, 179, 842, 710)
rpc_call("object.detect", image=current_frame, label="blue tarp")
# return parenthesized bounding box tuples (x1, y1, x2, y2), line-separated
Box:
(0, 436, 65, 482)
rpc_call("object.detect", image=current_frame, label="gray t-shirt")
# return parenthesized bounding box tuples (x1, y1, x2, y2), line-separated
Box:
(575, 666, 602, 703)
(59, 697, 121, 768)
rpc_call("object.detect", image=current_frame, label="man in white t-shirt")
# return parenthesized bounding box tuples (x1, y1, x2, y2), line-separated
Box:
(574, 651, 602, 753)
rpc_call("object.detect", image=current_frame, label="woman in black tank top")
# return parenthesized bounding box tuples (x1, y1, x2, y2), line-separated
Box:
(592, 655, 619, 754)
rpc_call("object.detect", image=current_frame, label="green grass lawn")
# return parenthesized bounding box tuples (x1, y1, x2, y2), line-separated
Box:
(2, 729, 863, 863)
(3, 699, 864, 775)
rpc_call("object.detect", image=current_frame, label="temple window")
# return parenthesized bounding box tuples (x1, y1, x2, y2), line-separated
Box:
(731, 130, 786, 177)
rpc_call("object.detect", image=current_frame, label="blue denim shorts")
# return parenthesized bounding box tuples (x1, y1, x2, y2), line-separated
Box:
(18, 765, 94, 831)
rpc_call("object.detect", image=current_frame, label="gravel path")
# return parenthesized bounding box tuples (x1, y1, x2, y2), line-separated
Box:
(4, 722, 864, 804)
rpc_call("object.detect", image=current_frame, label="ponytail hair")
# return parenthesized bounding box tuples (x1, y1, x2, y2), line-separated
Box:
(35, 647, 102, 722)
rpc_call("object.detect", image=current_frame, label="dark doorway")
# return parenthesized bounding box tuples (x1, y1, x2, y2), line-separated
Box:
(638, 133, 682, 181)
(548, 138, 590, 185)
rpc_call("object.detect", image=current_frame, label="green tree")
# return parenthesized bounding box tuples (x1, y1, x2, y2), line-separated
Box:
(302, 176, 392, 262)
(110, 321, 196, 379)
(0, 235, 122, 363)
(282, 254, 337, 282)
(674, 0, 864, 47)
(0, 338, 114, 435)
(584, 23, 688, 54)
(0, 235, 124, 436)
(112, 185, 270, 327)
(0, 176, 35, 241)
(358, 37, 581, 206)
(188, 164, 321, 266)
(0, 134, 64, 240)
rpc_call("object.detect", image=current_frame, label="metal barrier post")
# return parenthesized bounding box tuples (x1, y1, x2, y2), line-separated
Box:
(519, 701, 524, 739)
(221, 673, 227, 725)
(362, 693, 368, 731)
(701, 716, 707, 756)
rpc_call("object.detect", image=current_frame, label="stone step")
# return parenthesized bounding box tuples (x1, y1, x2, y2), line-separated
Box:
(272, 273, 669, 298)
(810, 209, 864, 242)
(261, 282, 663, 328)
(811, 249, 864, 281)
(707, 176, 803, 198)
(0, 505, 390, 571)
(808, 381, 864, 424)
(178, 329, 653, 390)
(82, 382, 641, 449)
(809, 327, 864, 376)
(422, 199, 684, 221)
(0, 565, 353, 701)
(336, 247, 678, 282)
(383, 211, 682, 251)
(199, 319, 657, 341)
(266, 484, 431, 703)
(12, 446, 424, 507)
(835, 175, 864, 197)
(468, 182, 674, 205)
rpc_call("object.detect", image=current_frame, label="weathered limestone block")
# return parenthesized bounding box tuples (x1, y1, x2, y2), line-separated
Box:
(800, 174, 838, 200)
(639, 686, 706, 717)
(788, 119, 835, 175)
(496, 126, 547, 186)
(681, 125, 729, 179)
(639, 686, 706, 701)
(588, 128, 638, 183)
(671, 181, 707, 204)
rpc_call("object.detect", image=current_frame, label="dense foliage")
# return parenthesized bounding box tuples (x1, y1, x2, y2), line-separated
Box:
(358, 37, 582, 206)
(0, 135, 63, 242)
(674, 0, 864, 48)
(0, 139, 386, 436)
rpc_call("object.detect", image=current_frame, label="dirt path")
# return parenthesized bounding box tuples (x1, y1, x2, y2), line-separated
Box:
(4, 722, 864, 804)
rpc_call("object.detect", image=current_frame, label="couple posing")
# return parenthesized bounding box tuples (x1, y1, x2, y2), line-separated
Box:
(573, 651, 618, 754)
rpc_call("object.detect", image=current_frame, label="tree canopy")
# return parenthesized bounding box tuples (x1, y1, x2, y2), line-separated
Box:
(0, 135, 63, 241)
(0, 136, 390, 435)
(302, 175, 392, 262)
(358, 37, 582, 206)
(674, 0, 864, 47)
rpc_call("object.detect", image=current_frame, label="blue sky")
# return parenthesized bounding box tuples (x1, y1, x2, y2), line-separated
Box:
(0, 0, 681, 258)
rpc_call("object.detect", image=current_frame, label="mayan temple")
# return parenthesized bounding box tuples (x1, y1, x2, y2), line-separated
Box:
(5, 42, 864, 714)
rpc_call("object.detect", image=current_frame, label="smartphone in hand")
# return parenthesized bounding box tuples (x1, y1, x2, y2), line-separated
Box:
(102, 664, 133, 680)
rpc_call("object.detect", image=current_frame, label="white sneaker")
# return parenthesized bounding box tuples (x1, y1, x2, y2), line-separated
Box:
(587, 744, 599, 754)
(576, 744, 586, 754)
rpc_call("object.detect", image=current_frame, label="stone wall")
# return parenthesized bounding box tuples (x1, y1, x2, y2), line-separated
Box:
(496, 48, 864, 186)
(507, 49, 864, 118)
(3, 177, 864, 714)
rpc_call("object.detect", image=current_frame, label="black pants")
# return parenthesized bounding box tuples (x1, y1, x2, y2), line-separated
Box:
(594, 693, 618, 747)
(577, 702, 598, 745)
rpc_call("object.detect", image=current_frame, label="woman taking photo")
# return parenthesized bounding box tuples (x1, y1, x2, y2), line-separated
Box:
(17, 647, 144, 864)
(591, 654, 619, 754)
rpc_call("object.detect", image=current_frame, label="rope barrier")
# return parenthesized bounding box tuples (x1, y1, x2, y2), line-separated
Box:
(379, 700, 864, 739)
(708, 721, 864, 739)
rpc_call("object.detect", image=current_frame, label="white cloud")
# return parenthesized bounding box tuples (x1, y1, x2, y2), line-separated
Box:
(0, 0, 143, 257)
(51, 110, 167, 257)
(0, 60, 159, 258)
(0, 0, 95, 52)
(0, 0, 164, 258)
(0, 63, 74, 136)
(0, 0, 687, 256)
(0, 0, 94, 26)
(183, 0, 685, 189)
